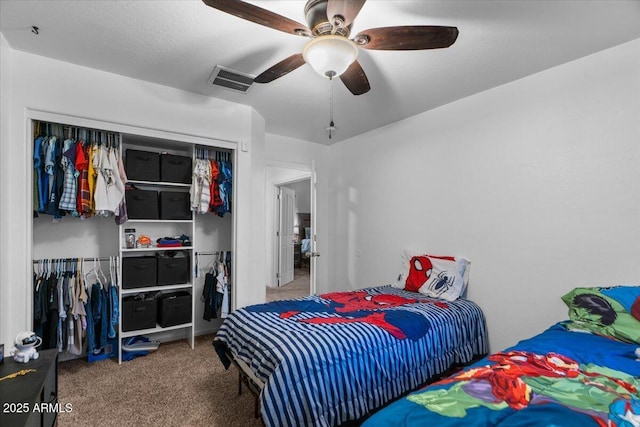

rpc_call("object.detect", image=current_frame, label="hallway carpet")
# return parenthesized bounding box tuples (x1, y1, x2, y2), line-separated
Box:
(266, 266, 310, 302)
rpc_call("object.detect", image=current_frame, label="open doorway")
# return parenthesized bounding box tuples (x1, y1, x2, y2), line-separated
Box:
(265, 164, 314, 302)
(268, 178, 311, 301)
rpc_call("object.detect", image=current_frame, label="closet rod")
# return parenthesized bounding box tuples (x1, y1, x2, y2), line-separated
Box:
(195, 145, 232, 151)
(34, 119, 120, 136)
(195, 251, 231, 256)
(194, 147, 232, 160)
(32, 256, 117, 263)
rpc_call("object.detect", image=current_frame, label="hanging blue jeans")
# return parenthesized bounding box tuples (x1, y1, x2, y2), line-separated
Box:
(100, 286, 108, 347)
(33, 136, 47, 213)
(84, 293, 96, 353)
(91, 283, 108, 350)
(108, 283, 119, 339)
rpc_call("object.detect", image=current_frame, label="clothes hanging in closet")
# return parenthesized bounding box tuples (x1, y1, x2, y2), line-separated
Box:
(201, 251, 231, 320)
(191, 158, 211, 214)
(33, 257, 119, 357)
(190, 149, 232, 217)
(33, 121, 127, 222)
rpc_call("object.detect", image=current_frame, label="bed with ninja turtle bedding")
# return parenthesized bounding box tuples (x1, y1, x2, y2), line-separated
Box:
(362, 285, 640, 427)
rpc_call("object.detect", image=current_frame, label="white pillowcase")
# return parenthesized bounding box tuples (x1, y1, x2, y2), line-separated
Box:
(395, 250, 471, 301)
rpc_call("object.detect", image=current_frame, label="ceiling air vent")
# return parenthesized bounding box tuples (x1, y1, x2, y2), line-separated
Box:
(208, 65, 255, 94)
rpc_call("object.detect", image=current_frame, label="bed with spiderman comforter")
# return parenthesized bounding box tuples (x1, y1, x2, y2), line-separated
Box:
(363, 285, 640, 427)
(213, 285, 488, 427)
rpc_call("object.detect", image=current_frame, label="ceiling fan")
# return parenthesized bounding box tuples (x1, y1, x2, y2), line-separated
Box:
(202, 0, 459, 95)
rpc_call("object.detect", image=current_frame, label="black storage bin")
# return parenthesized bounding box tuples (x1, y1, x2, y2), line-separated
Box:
(160, 154, 192, 184)
(159, 191, 191, 220)
(122, 256, 158, 289)
(157, 291, 192, 327)
(122, 293, 157, 331)
(157, 252, 190, 285)
(125, 149, 160, 182)
(125, 189, 159, 219)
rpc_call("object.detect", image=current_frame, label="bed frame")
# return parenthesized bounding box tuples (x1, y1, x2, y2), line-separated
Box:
(223, 343, 486, 424)
(222, 346, 263, 419)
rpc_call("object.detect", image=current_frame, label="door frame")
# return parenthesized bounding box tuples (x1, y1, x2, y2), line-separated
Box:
(266, 161, 315, 295)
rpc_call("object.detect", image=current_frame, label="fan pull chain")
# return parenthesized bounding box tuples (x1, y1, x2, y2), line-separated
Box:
(327, 76, 336, 140)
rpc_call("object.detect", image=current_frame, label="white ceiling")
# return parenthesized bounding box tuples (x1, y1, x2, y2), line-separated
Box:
(1, 1, 639, 144)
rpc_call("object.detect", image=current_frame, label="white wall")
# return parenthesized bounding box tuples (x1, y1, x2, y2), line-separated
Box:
(265, 134, 330, 293)
(246, 110, 267, 306)
(328, 38, 640, 353)
(0, 47, 266, 352)
(0, 33, 11, 349)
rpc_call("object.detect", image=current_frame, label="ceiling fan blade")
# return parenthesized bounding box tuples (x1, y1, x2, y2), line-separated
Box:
(339, 60, 370, 96)
(202, 0, 310, 36)
(355, 26, 459, 50)
(326, 0, 366, 28)
(254, 53, 306, 84)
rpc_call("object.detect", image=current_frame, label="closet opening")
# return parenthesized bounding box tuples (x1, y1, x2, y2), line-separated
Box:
(28, 115, 237, 363)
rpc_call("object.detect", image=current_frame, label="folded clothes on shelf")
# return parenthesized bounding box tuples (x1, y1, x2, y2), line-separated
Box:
(156, 234, 192, 248)
(157, 240, 182, 247)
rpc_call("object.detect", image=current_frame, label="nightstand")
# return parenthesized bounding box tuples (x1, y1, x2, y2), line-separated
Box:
(0, 348, 58, 427)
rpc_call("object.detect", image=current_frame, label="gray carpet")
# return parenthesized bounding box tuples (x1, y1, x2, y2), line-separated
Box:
(58, 334, 262, 427)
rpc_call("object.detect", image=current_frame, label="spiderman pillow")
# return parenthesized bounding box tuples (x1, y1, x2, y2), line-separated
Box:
(395, 250, 469, 301)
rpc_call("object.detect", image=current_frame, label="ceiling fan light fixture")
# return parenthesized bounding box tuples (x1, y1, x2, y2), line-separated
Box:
(303, 35, 358, 79)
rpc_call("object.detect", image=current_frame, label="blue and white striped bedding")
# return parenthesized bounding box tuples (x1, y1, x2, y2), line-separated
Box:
(213, 285, 488, 427)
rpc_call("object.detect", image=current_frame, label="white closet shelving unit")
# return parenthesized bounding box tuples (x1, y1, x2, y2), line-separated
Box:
(117, 138, 196, 364)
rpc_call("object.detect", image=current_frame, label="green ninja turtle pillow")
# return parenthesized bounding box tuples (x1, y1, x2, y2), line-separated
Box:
(562, 285, 640, 344)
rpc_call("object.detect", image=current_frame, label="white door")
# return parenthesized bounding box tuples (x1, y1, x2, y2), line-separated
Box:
(278, 186, 295, 286)
(309, 163, 318, 295)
